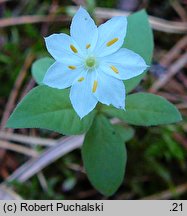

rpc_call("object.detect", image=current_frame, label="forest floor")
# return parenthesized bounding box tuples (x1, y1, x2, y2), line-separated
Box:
(0, 0, 187, 199)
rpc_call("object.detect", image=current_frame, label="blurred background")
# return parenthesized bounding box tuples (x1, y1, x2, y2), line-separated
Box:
(0, 0, 187, 200)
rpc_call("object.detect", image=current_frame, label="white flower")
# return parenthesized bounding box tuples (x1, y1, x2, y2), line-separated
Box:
(43, 7, 148, 118)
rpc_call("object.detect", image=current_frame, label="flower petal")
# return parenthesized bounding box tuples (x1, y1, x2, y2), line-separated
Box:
(45, 33, 83, 63)
(94, 71, 125, 109)
(70, 7, 98, 54)
(100, 48, 148, 80)
(43, 62, 82, 89)
(70, 71, 98, 118)
(94, 16, 127, 57)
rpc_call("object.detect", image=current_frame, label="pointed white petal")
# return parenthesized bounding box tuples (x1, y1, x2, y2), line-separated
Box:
(43, 62, 82, 89)
(70, 71, 98, 118)
(45, 33, 83, 63)
(70, 7, 98, 54)
(100, 48, 148, 80)
(94, 70, 126, 109)
(94, 16, 127, 57)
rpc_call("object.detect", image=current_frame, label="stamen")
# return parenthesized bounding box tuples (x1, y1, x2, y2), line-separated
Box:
(70, 45, 78, 53)
(68, 66, 76, 70)
(92, 80, 98, 93)
(110, 65, 119, 74)
(106, 38, 119, 47)
(78, 77, 84, 82)
(86, 44, 91, 49)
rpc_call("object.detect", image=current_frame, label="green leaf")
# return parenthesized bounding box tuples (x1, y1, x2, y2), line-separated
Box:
(6, 86, 96, 135)
(113, 125, 135, 142)
(124, 10, 154, 93)
(32, 57, 54, 84)
(86, 0, 96, 14)
(82, 114, 127, 196)
(102, 93, 182, 126)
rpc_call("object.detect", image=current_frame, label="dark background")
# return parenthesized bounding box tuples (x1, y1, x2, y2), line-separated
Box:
(0, 0, 187, 200)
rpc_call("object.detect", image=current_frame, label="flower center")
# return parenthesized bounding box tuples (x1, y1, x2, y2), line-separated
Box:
(85, 57, 96, 68)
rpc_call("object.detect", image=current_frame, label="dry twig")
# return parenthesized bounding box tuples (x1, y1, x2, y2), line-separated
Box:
(5, 136, 84, 182)
(19, 78, 35, 100)
(0, 15, 70, 28)
(0, 140, 38, 157)
(170, 0, 187, 22)
(149, 52, 187, 93)
(0, 132, 56, 146)
(37, 172, 48, 192)
(0, 0, 11, 3)
(160, 35, 187, 66)
(0, 6, 187, 34)
(173, 133, 187, 149)
(67, 6, 187, 34)
(157, 92, 187, 103)
(0, 185, 22, 200)
(141, 183, 187, 199)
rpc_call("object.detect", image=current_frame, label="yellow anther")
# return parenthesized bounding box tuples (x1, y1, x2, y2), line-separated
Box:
(106, 38, 119, 47)
(92, 80, 98, 93)
(68, 65, 76, 70)
(86, 44, 91, 49)
(70, 44, 78, 53)
(110, 65, 119, 74)
(78, 77, 84, 82)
